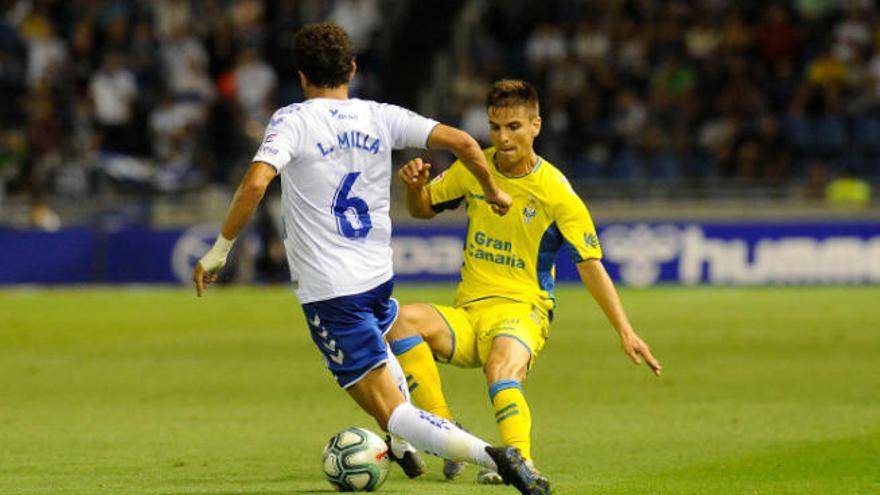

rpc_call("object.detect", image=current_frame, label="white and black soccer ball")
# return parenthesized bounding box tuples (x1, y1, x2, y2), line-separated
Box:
(321, 427, 390, 492)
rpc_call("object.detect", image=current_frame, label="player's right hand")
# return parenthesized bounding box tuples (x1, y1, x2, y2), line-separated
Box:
(486, 189, 512, 216)
(398, 158, 431, 190)
(193, 235, 235, 297)
(192, 253, 226, 297)
(620, 330, 662, 376)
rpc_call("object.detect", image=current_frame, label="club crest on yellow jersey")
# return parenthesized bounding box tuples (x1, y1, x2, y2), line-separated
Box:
(522, 196, 538, 224)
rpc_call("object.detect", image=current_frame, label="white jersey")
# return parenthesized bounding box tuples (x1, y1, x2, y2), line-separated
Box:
(252, 98, 438, 303)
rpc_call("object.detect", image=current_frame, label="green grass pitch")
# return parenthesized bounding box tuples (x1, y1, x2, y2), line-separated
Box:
(1, 285, 878, 494)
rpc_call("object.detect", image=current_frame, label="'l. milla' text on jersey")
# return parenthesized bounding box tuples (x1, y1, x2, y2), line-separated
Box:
(427, 148, 603, 315)
(252, 98, 438, 303)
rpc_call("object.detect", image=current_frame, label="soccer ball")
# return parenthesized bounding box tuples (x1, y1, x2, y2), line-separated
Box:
(321, 427, 390, 492)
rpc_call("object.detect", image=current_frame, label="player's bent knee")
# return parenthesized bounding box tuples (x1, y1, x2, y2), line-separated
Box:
(395, 304, 448, 341)
(388, 304, 454, 360)
(389, 304, 431, 340)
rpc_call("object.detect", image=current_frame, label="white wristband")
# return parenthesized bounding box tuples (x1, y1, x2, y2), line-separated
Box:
(210, 235, 235, 257)
(198, 235, 235, 273)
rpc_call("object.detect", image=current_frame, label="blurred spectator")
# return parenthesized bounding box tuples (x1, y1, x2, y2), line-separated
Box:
(329, 0, 380, 53)
(20, 13, 67, 88)
(229, 0, 268, 51)
(572, 19, 610, 64)
(610, 88, 647, 145)
(808, 48, 848, 89)
(832, 5, 872, 63)
(614, 15, 649, 79)
(685, 17, 721, 61)
(152, 0, 193, 40)
(149, 92, 201, 191)
(525, 23, 566, 76)
(89, 52, 138, 154)
(755, 5, 799, 64)
(233, 48, 277, 123)
(160, 26, 210, 97)
(29, 198, 60, 231)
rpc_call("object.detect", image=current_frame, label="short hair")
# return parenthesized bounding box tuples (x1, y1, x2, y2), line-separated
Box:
(293, 22, 355, 88)
(486, 79, 540, 115)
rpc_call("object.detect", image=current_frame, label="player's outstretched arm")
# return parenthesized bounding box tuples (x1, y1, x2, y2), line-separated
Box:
(193, 162, 277, 297)
(398, 158, 435, 219)
(576, 259, 662, 376)
(426, 124, 511, 215)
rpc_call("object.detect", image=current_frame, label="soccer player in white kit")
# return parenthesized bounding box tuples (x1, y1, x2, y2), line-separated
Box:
(191, 23, 549, 495)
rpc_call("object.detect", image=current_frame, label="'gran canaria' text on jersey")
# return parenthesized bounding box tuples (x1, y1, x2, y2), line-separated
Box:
(468, 230, 526, 269)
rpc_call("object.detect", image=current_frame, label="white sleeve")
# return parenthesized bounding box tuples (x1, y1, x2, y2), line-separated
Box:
(252, 109, 300, 171)
(379, 103, 439, 150)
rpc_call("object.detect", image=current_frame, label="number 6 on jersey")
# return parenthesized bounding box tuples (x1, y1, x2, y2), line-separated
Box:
(332, 172, 373, 240)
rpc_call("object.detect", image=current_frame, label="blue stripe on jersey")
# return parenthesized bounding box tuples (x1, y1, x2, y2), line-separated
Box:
(563, 238, 584, 262)
(431, 196, 465, 213)
(536, 222, 563, 300)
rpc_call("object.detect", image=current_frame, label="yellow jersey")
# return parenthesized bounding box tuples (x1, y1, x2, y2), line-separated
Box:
(426, 148, 602, 316)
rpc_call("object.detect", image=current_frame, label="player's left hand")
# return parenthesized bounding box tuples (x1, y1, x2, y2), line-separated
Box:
(486, 189, 512, 216)
(620, 330, 662, 376)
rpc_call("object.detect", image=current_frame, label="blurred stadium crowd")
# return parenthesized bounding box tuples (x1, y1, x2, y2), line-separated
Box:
(0, 0, 876, 213)
(445, 0, 878, 197)
(0, 0, 388, 202)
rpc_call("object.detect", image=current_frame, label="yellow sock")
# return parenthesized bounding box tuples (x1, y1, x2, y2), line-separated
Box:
(490, 380, 532, 460)
(390, 336, 453, 420)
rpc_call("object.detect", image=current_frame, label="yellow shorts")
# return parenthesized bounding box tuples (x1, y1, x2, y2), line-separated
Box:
(432, 298, 549, 369)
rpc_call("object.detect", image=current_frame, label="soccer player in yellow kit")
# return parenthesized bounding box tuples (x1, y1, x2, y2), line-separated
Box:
(387, 80, 662, 486)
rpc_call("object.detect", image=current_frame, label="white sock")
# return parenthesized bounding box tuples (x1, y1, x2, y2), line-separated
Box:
(384, 345, 417, 457)
(387, 402, 497, 470)
(385, 344, 411, 402)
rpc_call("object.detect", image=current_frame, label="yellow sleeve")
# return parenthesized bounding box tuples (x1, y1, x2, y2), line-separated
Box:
(426, 161, 470, 213)
(551, 177, 603, 262)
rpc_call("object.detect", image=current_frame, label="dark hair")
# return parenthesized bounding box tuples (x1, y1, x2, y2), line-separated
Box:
(486, 79, 540, 115)
(293, 22, 355, 88)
